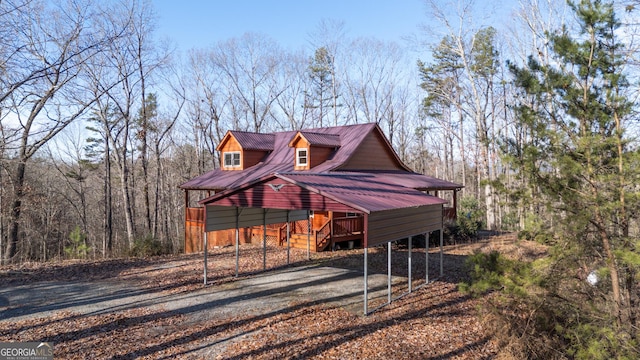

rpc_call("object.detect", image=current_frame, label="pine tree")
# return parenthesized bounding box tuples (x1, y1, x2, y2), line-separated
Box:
(506, 0, 639, 356)
(306, 47, 339, 127)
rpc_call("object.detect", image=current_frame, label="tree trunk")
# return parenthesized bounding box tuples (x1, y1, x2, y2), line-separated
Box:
(5, 161, 26, 263)
(103, 135, 113, 256)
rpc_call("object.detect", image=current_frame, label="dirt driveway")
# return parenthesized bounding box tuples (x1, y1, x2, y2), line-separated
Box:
(0, 241, 518, 359)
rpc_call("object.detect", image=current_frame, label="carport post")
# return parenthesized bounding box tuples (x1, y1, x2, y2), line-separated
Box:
(235, 207, 240, 278)
(286, 210, 290, 265)
(426, 232, 430, 284)
(408, 236, 412, 293)
(306, 210, 311, 260)
(263, 209, 267, 271)
(364, 247, 368, 316)
(204, 231, 208, 285)
(387, 241, 392, 304)
(440, 229, 443, 277)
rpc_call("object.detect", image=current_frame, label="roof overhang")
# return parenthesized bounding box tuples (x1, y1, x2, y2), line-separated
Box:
(199, 173, 446, 214)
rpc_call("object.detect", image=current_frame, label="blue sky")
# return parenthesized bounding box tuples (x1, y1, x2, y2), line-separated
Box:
(154, 0, 428, 51)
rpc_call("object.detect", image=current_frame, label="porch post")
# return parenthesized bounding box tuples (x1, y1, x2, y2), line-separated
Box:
(184, 190, 189, 253)
(203, 231, 208, 285)
(263, 209, 267, 271)
(330, 211, 334, 251)
(453, 189, 458, 220)
(388, 241, 392, 304)
(408, 236, 412, 293)
(440, 228, 444, 277)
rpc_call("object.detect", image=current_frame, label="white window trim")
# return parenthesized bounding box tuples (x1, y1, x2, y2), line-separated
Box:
(224, 151, 241, 167)
(296, 148, 308, 167)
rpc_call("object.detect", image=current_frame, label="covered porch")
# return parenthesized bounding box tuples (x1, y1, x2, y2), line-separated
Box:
(183, 172, 461, 254)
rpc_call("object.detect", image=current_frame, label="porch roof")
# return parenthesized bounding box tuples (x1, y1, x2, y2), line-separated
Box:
(199, 172, 447, 214)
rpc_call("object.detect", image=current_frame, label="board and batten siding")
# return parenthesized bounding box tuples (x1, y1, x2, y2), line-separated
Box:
(366, 205, 443, 247)
(340, 130, 403, 171)
(205, 205, 308, 232)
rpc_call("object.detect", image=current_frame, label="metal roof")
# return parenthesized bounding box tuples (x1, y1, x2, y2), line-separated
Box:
(298, 132, 341, 147)
(199, 173, 447, 213)
(179, 123, 462, 191)
(229, 131, 275, 151)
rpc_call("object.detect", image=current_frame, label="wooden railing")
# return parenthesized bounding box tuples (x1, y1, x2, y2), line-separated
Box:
(315, 219, 332, 251)
(332, 216, 363, 236)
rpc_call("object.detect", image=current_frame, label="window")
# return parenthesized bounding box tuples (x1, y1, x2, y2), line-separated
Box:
(296, 148, 308, 167)
(223, 152, 241, 167)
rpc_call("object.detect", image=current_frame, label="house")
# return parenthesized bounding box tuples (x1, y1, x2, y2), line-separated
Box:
(179, 123, 462, 253)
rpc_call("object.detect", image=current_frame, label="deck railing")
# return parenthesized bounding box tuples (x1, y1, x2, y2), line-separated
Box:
(332, 216, 363, 236)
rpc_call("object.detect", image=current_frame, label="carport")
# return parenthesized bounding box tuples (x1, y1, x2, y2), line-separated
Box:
(198, 172, 447, 315)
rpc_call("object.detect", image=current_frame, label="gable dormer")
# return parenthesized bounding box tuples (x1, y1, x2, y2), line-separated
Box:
(288, 131, 340, 170)
(217, 131, 274, 170)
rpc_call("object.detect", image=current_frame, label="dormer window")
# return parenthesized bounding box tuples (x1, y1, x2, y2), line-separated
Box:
(296, 148, 308, 167)
(224, 152, 241, 167)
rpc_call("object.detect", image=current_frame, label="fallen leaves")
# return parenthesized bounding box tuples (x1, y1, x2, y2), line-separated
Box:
(0, 235, 536, 359)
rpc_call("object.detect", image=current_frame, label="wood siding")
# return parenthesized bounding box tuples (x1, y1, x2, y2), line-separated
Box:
(293, 138, 309, 170)
(185, 207, 253, 251)
(218, 134, 266, 170)
(366, 205, 442, 247)
(219, 136, 242, 171)
(339, 130, 403, 171)
(291, 136, 335, 170)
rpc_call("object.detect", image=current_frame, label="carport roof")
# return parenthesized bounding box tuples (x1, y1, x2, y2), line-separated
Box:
(199, 172, 447, 213)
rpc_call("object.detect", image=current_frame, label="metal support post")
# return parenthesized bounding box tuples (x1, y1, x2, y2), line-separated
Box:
(307, 210, 311, 260)
(364, 247, 368, 316)
(203, 232, 208, 285)
(286, 210, 290, 265)
(408, 236, 412, 293)
(263, 209, 267, 271)
(439, 229, 443, 277)
(388, 241, 392, 304)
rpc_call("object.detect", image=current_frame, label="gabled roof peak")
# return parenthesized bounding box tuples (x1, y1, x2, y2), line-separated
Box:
(216, 130, 275, 151)
(289, 131, 341, 148)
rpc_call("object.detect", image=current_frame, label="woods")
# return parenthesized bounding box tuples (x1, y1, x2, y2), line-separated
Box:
(1, 0, 638, 261)
(1, 0, 640, 358)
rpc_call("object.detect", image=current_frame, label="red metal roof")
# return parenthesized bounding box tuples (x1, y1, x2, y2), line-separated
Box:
(229, 131, 275, 151)
(180, 123, 462, 192)
(181, 123, 378, 190)
(199, 173, 447, 213)
(298, 132, 341, 147)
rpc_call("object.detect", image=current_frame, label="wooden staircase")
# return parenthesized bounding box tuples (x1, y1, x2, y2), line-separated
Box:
(284, 233, 328, 252)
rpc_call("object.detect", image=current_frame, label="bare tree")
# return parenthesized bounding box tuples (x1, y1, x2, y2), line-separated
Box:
(272, 50, 312, 130)
(210, 33, 285, 132)
(423, 0, 503, 229)
(343, 37, 407, 142)
(184, 48, 228, 172)
(0, 0, 128, 262)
